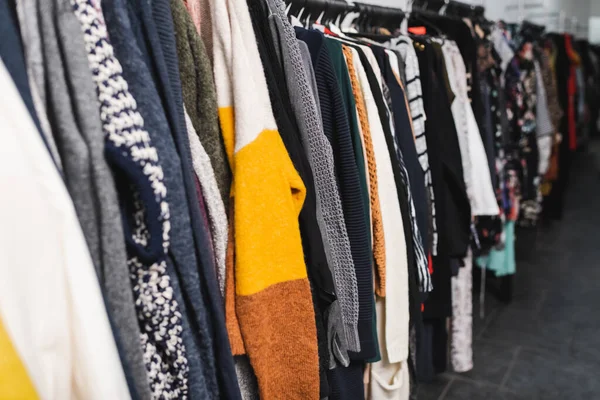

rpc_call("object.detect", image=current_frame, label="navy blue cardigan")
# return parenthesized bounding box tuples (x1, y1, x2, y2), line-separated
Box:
(101, 0, 228, 397)
(132, 1, 241, 398)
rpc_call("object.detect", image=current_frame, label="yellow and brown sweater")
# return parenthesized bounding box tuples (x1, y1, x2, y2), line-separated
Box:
(200, 0, 320, 397)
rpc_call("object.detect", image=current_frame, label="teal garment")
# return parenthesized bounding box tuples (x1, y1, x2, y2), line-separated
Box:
(476, 221, 516, 276)
(323, 37, 380, 362)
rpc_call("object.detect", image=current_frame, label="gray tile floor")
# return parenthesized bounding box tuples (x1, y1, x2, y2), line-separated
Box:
(417, 144, 600, 400)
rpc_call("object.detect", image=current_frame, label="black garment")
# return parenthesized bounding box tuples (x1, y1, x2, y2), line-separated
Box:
(371, 46, 429, 259)
(415, 39, 470, 319)
(479, 78, 498, 189)
(328, 361, 365, 400)
(296, 28, 377, 362)
(247, 3, 335, 396)
(413, 38, 471, 381)
(417, 318, 448, 382)
(409, 15, 487, 142)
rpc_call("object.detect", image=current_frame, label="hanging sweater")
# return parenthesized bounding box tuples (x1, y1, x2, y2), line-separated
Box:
(202, 0, 320, 398)
(147, 1, 242, 396)
(348, 47, 410, 365)
(172, 0, 231, 212)
(342, 44, 387, 298)
(33, 1, 151, 397)
(390, 36, 438, 257)
(71, 1, 191, 397)
(265, 0, 360, 360)
(247, 1, 336, 395)
(171, 0, 229, 297)
(298, 28, 377, 361)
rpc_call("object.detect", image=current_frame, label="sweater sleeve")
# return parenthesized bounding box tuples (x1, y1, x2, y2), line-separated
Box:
(209, 0, 320, 397)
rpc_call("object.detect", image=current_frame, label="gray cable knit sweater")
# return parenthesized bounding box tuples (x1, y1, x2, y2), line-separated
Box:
(265, 0, 361, 359)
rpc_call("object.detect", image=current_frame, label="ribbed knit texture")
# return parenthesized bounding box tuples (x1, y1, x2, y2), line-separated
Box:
(342, 44, 387, 298)
(70, 0, 189, 397)
(297, 28, 376, 360)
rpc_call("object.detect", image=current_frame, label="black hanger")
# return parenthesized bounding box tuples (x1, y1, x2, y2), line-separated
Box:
(321, 0, 351, 26)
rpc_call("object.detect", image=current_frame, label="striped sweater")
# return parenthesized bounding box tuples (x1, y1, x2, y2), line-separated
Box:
(201, 0, 319, 397)
(390, 36, 438, 257)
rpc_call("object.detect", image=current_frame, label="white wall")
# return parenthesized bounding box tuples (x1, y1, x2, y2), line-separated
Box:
(361, 0, 595, 37)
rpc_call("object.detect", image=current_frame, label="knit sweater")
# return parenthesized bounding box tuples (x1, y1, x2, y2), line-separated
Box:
(327, 36, 376, 360)
(342, 44, 387, 298)
(172, 0, 228, 297)
(184, 106, 229, 294)
(203, 0, 320, 397)
(71, 1, 190, 397)
(148, 2, 242, 397)
(171, 0, 231, 211)
(347, 47, 410, 364)
(297, 28, 376, 361)
(34, 1, 151, 397)
(390, 36, 438, 256)
(102, 0, 233, 396)
(247, 2, 335, 395)
(265, 0, 360, 360)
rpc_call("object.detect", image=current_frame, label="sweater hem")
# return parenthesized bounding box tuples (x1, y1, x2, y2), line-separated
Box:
(344, 321, 361, 353)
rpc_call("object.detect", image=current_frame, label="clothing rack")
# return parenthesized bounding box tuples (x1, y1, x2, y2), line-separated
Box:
(412, 0, 485, 18)
(284, 0, 406, 29)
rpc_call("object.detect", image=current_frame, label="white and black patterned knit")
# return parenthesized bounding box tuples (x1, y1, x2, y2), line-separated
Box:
(391, 36, 438, 258)
(70, 0, 189, 397)
(381, 80, 432, 293)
